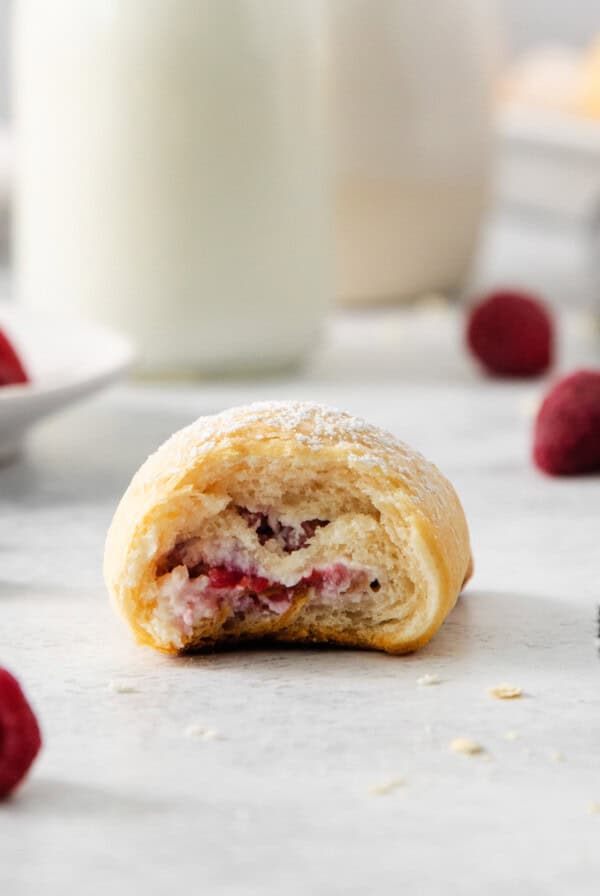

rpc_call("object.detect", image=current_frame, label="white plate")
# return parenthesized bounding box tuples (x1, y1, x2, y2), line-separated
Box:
(0, 304, 134, 462)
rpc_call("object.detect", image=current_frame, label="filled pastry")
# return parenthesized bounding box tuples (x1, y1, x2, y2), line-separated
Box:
(104, 401, 472, 654)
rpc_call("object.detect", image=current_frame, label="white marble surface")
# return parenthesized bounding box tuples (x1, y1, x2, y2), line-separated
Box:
(1, 307, 600, 895)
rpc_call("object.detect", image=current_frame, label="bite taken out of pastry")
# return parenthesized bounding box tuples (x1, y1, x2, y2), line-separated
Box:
(104, 402, 472, 655)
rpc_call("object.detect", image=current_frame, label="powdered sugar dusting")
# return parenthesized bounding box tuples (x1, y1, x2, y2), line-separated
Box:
(121, 400, 461, 547)
(162, 401, 431, 483)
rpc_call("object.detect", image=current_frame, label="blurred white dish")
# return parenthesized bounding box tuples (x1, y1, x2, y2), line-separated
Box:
(0, 304, 134, 461)
(495, 106, 600, 221)
(330, 0, 496, 305)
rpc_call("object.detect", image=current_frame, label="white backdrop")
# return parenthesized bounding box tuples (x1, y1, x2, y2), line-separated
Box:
(0, 0, 597, 122)
(502, 0, 600, 55)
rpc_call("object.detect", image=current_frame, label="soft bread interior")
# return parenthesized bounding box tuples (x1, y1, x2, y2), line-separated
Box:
(136, 451, 436, 653)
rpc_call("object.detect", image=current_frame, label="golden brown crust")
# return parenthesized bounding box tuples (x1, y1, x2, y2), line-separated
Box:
(104, 401, 472, 655)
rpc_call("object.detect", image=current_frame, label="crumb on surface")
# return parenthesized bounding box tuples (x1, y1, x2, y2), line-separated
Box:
(370, 777, 405, 796)
(504, 730, 520, 741)
(108, 680, 140, 694)
(550, 750, 564, 763)
(450, 737, 485, 756)
(184, 724, 222, 741)
(587, 801, 600, 816)
(488, 684, 523, 700)
(417, 673, 441, 686)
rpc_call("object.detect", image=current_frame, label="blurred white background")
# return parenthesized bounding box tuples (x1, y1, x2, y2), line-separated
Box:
(502, 0, 599, 52)
(0, 0, 597, 122)
(1, 0, 599, 338)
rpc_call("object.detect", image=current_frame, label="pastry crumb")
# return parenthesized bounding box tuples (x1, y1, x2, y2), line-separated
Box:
(417, 673, 441, 686)
(449, 737, 484, 756)
(370, 777, 405, 796)
(488, 683, 523, 700)
(587, 801, 600, 816)
(184, 724, 222, 741)
(504, 730, 520, 741)
(550, 750, 564, 763)
(108, 680, 139, 694)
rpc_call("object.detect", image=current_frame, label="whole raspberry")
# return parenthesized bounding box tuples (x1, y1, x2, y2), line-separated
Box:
(0, 327, 29, 386)
(533, 370, 600, 475)
(0, 668, 42, 798)
(466, 290, 554, 377)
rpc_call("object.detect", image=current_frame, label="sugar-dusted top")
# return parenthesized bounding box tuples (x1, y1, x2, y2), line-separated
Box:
(154, 399, 425, 478)
(124, 400, 452, 529)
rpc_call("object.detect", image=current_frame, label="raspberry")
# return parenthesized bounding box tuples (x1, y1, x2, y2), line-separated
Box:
(0, 328, 29, 386)
(0, 668, 42, 798)
(533, 370, 600, 475)
(466, 290, 553, 377)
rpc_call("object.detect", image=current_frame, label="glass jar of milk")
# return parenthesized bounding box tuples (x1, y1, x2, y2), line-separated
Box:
(330, 0, 497, 306)
(13, 1, 330, 375)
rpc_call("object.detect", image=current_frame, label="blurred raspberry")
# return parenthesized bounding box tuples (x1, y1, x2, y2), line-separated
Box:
(533, 370, 600, 475)
(0, 668, 42, 799)
(466, 290, 554, 377)
(0, 328, 29, 386)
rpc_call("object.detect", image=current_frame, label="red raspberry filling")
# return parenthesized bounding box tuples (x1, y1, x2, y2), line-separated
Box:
(156, 515, 381, 636)
(207, 566, 271, 592)
(0, 668, 42, 799)
(194, 562, 377, 605)
(157, 554, 381, 635)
